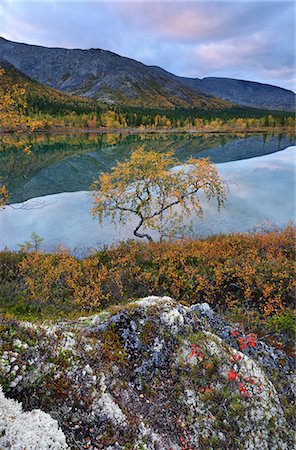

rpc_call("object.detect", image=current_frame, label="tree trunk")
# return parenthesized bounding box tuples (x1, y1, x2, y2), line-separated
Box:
(133, 218, 153, 242)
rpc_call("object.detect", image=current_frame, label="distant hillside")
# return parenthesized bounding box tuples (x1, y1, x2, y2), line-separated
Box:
(0, 57, 103, 115)
(0, 37, 232, 109)
(180, 76, 296, 112)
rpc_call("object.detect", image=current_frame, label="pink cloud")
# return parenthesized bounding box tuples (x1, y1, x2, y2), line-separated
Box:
(196, 33, 268, 69)
(116, 2, 227, 42)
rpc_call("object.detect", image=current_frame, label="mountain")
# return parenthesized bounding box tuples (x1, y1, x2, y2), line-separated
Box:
(0, 37, 295, 110)
(0, 57, 103, 114)
(180, 76, 296, 111)
(0, 37, 230, 109)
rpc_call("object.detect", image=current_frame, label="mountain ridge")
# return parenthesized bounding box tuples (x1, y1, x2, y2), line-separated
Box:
(0, 37, 229, 109)
(180, 75, 296, 111)
(0, 56, 105, 115)
(0, 36, 295, 111)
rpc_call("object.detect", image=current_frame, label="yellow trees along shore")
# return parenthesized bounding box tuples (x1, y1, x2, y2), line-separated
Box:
(0, 68, 46, 205)
(92, 148, 227, 242)
(0, 69, 43, 148)
(0, 68, 294, 135)
(0, 63, 294, 137)
(28, 109, 293, 132)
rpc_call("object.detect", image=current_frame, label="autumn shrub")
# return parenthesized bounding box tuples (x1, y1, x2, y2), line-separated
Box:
(0, 251, 23, 301)
(0, 251, 22, 282)
(12, 225, 295, 317)
(19, 250, 78, 305)
(19, 249, 128, 310)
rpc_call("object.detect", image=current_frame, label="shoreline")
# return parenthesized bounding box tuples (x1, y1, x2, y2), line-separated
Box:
(0, 126, 295, 137)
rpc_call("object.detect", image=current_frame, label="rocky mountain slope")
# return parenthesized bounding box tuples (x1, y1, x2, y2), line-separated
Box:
(1, 36, 295, 110)
(0, 37, 230, 109)
(180, 75, 296, 111)
(0, 296, 294, 449)
(0, 57, 103, 115)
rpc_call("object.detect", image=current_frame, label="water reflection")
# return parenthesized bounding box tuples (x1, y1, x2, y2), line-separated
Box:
(1, 131, 294, 203)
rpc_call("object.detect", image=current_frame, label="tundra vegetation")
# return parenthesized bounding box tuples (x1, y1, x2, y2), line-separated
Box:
(1, 226, 294, 338)
(0, 227, 295, 448)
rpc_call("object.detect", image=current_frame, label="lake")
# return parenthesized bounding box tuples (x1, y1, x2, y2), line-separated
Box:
(0, 131, 295, 254)
(1, 131, 294, 203)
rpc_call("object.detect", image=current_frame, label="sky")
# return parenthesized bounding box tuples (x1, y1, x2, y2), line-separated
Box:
(0, 0, 295, 90)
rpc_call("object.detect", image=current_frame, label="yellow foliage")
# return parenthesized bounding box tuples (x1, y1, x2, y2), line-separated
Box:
(18, 226, 295, 316)
(0, 69, 46, 204)
(92, 147, 227, 241)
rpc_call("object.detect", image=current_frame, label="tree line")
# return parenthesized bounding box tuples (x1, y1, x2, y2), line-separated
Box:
(31, 108, 295, 131)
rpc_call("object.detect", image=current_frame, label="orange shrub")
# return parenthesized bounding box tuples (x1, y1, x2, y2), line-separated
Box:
(17, 226, 295, 315)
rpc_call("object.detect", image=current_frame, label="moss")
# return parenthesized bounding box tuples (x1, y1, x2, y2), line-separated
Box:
(79, 310, 110, 328)
(229, 396, 246, 419)
(0, 322, 37, 351)
(210, 434, 221, 448)
(123, 444, 134, 450)
(267, 416, 276, 430)
(187, 331, 207, 345)
(139, 321, 157, 345)
(267, 310, 296, 337)
(136, 444, 147, 450)
(100, 323, 128, 365)
(278, 357, 287, 367)
(50, 349, 74, 368)
(0, 297, 98, 322)
(42, 371, 72, 402)
(285, 405, 295, 422)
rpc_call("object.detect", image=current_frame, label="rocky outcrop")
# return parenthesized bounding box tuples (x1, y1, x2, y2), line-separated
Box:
(0, 387, 68, 449)
(0, 296, 294, 449)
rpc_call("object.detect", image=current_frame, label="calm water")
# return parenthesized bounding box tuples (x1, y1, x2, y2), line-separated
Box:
(1, 131, 294, 203)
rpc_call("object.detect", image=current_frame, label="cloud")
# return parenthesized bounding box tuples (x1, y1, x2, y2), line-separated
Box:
(0, 1, 295, 90)
(115, 1, 292, 44)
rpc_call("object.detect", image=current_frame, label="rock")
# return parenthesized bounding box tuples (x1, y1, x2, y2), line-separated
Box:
(0, 296, 294, 449)
(0, 387, 68, 449)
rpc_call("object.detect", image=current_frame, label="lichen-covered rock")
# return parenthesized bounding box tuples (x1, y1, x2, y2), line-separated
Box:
(0, 387, 68, 449)
(0, 296, 294, 449)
